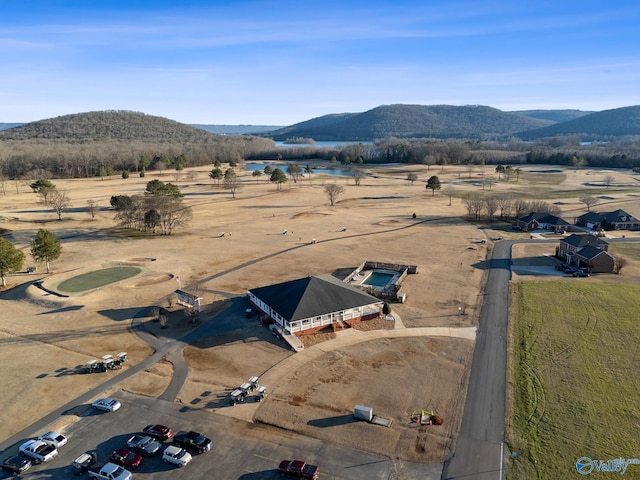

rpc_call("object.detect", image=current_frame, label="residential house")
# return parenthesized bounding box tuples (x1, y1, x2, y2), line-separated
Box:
(558, 233, 615, 273)
(247, 274, 383, 335)
(516, 212, 572, 233)
(576, 209, 640, 231)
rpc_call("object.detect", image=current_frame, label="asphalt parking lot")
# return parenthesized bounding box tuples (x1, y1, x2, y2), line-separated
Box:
(0, 391, 442, 479)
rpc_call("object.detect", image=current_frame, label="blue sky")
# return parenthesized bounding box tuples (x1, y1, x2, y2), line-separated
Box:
(1, 0, 639, 125)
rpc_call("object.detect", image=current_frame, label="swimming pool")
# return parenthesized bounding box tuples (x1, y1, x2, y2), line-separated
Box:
(362, 271, 395, 287)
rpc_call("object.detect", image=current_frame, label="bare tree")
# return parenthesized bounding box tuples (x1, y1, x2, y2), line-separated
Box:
(484, 175, 495, 191)
(603, 175, 614, 188)
(422, 154, 435, 171)
(407, 173, 418, 185)
(223, 174, 242, 198)
(324, 183, 345, 206)
(514, 198, 530, 219)
(496, 194, 514, 220)
(441, 186, 456, 206)
(350, 167, 365, 186)
(462, 192, 483, 220)
(484, 195, 498, 220)
(615, 255, 628, 274)
(149, 195, 193, 235)
(529, 200, 561, 216)
(0, 175, 7, 195)
(49, 190, 70, 220)
(580, 195, 599, 212)
(86, 199, 98, 220)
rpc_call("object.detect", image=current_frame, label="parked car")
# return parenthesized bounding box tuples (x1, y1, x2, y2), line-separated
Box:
(162, 445, 192, 467)
(555, 264, 566, 271)
(19, 440, 58, 464)
(126, 435, 161, 456)
(172, 431, 212, 454)
(278, 459, 319, 479)
(92, 398, 121, 412)
(109, 448, 142, 470)
(88, 462, 132, 480)
(1, 455, 32, 474)
(37, 431, 68, 448)
(142, 424, 173, 441)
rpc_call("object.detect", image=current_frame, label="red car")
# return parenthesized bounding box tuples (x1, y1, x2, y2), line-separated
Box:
(109, 448, 142, 470)
(278, 460, 319, 479)
(142, 424, 173, 441)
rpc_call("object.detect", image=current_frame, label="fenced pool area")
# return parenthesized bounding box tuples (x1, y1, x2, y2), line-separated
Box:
(345, 261, 418, 303)
(362, 270, 396, 287)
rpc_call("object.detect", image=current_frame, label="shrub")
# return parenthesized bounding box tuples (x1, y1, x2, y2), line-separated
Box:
(122, 170, 129, 179)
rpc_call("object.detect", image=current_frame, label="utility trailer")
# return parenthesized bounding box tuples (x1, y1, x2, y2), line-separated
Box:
(353, 404, 392, 427)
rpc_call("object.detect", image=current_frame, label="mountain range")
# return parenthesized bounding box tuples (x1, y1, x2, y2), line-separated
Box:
(259, 104, 640, 141)
(1, 104, 639, 141)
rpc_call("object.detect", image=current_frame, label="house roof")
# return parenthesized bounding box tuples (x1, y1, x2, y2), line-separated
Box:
(518, 212, 570, 226)
(575, 245, 613, 260)
(578, 209, 638, 224)
(248, 274, 382, 322)
(561, 233, 608, 248)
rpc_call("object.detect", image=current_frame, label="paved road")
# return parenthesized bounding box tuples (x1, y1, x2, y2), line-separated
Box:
(442, 240, 512, 480)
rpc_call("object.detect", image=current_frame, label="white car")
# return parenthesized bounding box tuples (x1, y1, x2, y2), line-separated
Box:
(19, 440, 58, 463)
(162, 445, 192, 467)
(92, 398, 121, 412)
(37, 431, 67, 448)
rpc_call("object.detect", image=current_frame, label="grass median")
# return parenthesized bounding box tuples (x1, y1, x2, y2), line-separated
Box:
(507, 281, 640, 479)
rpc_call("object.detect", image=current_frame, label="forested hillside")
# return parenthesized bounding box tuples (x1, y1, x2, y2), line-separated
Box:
(0, 111, 275, 179)
(517, 105, 640, 140)
(0, 110, 218, 142)
(511, 109, 593, 123)
(262, 104, 553, 141)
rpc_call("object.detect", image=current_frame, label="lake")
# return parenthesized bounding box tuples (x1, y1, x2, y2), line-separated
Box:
(275, 140, 374, 149)
(244, 163, 353, 177)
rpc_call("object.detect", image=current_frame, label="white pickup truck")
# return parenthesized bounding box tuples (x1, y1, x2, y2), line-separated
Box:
(88, 462, 132, 480)
(19, 440, 58, 464)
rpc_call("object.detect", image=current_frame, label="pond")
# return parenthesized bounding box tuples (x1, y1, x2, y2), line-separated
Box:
(245, 163, 353, 177)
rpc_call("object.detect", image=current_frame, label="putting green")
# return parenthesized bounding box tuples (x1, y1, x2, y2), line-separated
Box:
(57, 266, 142, 293)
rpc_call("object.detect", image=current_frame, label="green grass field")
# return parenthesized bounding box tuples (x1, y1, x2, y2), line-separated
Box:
(57, 266, 141, 293)
(609, 243, 640, 261)
(507, 281, 640, 479)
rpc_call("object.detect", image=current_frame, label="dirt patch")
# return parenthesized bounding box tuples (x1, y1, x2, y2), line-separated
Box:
(254, 336, 473, 463)
(120, 360, 173, 397)
(133, 273, 174, 287)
